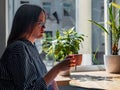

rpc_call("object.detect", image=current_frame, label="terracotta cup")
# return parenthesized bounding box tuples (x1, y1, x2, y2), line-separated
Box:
(73, 54, 82, 66)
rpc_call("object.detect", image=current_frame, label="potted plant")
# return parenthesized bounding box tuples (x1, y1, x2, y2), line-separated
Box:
(42, 27, 85, 75)
(47, 27, 84, 61)
(89, 2, 120, 73)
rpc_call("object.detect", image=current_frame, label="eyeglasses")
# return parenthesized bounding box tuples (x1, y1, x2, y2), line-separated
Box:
(37, 22, 46, 28)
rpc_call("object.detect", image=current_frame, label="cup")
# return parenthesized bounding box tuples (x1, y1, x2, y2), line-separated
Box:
(73, 54, 82, 66)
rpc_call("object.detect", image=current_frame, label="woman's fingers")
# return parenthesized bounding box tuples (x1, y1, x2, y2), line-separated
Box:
(58, 56, 76, 71)
(65, 57, 76, 67)
(69, 59, 76, 67)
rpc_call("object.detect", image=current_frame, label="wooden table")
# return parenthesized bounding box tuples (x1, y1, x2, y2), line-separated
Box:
(69, 71, 120, 90)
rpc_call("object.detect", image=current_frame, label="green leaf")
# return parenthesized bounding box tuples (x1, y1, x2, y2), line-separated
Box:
(56, 30, 60, 39)
(111, 2, 120, 9)
(88, 20, 109, 34)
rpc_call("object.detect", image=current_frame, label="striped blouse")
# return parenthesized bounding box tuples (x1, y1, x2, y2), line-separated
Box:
(0, 39, 51, 90)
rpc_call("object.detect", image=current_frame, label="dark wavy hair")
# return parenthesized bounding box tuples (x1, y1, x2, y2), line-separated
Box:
(7, 4, 45, 45)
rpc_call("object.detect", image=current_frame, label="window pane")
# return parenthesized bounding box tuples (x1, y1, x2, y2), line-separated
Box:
(42, 2, 51, 18)
(92, 0, 105, 65)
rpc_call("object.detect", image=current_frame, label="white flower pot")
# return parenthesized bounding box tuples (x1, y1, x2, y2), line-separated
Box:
(104, 55, 120, 73)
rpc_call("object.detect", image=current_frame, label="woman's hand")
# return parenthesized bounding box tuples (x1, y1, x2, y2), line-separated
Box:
(56, 55, 76, 71)
(44, 55, 76, 87)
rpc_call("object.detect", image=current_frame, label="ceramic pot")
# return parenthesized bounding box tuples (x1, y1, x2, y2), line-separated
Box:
(104, 55, 120, 73)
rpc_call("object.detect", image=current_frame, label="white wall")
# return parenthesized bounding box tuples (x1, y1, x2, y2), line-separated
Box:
(76, 0, 92, 65)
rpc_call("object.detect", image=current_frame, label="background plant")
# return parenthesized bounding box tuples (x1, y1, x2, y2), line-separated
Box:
(89, 2, 120, 55)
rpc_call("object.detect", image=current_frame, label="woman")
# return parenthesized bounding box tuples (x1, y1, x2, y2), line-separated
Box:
(0, 4, 76, 90)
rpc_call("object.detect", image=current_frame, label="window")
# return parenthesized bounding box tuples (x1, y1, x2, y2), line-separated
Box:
(92, 0, 105, 65)
(75, 0, 105, 67)
(42, 2, 51, 19)
(63, 3, 71, 16)
(41, 0, 106, 70)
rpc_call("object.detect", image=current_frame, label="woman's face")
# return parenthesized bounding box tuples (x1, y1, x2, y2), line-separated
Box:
(31, 11, 46, 39)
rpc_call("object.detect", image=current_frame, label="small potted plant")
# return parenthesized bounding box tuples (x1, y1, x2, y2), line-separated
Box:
(46, 27, 84, 61)
(89, 2, 120, 73)
(42, 27, 85, 75)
